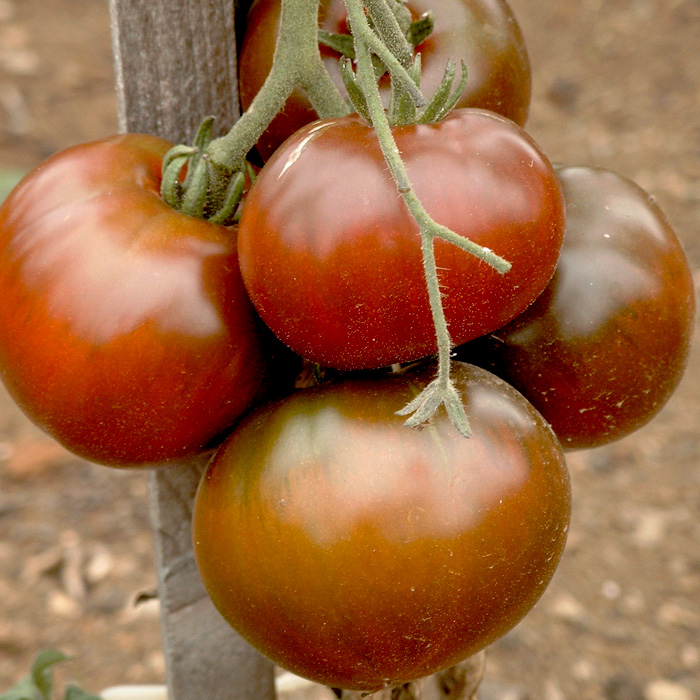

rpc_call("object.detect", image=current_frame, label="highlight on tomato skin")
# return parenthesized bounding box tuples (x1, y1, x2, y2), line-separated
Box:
(192, 361, 571, 692)
(238, 108, 566, 371)
(238, 0, 532, 160)
(456, 165, 696, 450)
(0, 134, 269, 468)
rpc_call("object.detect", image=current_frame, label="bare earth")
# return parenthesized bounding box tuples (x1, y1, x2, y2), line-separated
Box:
(0, 1, 698, 698)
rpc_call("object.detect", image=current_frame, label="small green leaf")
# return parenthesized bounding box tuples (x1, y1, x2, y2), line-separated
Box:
(339, 57, 371, 123)
(32, 649, 72, 699)
(0, 649, 72, 700)
(406, 11, 434, 48)
(64, 684, 103, 700)
(208, 169, 245, 226)
(192, 115, 216, 154)
(317, 29, 356, 58)
(0, 675, 41, 700)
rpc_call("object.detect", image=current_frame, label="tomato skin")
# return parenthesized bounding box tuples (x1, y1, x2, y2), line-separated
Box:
(0, 134, 268, 467)
(193, 362, 570, 691)
(239, 0, 531, 160)
(238, 109, 565, 370)
(456, 166, 696, 449)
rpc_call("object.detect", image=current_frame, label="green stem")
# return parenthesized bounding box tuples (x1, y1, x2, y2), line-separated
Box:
(345, 0, 511, 436)
(344, 0, 426, 109)
(363, 0, 413, 69)
(206, 0, 348, 176)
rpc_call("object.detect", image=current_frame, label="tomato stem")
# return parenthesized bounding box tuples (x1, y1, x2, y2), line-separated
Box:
(345, 0, 426, 110)
(364, 0, 414, 70)
(345, 0, 511, 436)
(162, 0, 349, 219)
(206, 0, 348, 176)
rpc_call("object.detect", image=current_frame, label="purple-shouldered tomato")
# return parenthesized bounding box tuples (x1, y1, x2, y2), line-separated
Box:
(238, 109, 565, 370)
(239, 0, 531, 159)
(0, 134, 268, 467)
(193, 361, 571, 691)
(457, 166, 696, 449)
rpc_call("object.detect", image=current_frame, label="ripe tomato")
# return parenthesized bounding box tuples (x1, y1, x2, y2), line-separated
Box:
(457, 166, 696, 449)
(0, 134, 268, 467)
(239, 0, 531, 160)
(193, 362, 571, 691)
(238, 109, 565, 370)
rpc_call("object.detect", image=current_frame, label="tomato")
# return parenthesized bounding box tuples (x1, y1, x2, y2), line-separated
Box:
(192, 361, 571, 691)
(239, 0, 531, 160)
(0, 134, 268, 467)
(238, 108, 565, 370)
(456, 166, 696, 449)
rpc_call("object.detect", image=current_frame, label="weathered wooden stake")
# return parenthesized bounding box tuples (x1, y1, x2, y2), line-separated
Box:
(108, 2, 277, 698)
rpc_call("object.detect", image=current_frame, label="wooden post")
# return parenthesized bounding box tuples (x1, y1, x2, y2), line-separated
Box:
(108, 2, 277, 699)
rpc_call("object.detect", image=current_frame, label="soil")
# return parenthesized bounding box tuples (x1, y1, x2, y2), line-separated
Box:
(0, 0, 698, 698)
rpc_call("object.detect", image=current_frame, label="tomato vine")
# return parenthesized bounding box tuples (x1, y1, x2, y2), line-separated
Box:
(344, 0, 512, 435)
(208, 0, 350, 173)
(1, 0, 693, 693)
(163, 0, 515, 437)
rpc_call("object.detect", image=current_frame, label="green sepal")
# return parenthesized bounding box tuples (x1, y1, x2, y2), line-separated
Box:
(418, 59, 468, 124)
(396, 377, 472, 438)
(208, 169, 246, 226)
(318, 29, 356, 58)
(388, 54, 421, 125)
(161, 144, 197, 175)
(31, 649, 71, 699)
(160, 145, 196, 208)
(180, 154, 210, 218)
(192, 115, 216, 152)
(407, 12, 434, 48)
(339, 57, 371, 122)
(0, 675, 40, 700)
(184, 115, 216, 190)
(433, 59, 468, 121)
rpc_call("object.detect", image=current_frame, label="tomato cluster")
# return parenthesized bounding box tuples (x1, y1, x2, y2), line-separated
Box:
(193, 362, 570, 691)
(0, 0, 694, 692)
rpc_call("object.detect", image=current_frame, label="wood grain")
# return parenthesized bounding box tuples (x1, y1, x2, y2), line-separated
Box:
(108, 1, 276, 698)
(109, 0, 241, 144)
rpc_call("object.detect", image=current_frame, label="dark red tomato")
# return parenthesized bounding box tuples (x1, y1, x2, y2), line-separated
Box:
(193, 362, 571, 691)
(0, 134, 268, 467)
(239, 0, 531, 160)
(238, 109, 565, 370)
(456, 166, 696, 450)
